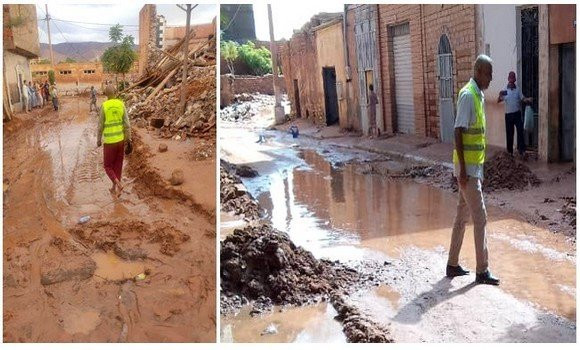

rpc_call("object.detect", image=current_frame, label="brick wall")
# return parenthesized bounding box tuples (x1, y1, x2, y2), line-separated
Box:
(377, 4, 476, 137)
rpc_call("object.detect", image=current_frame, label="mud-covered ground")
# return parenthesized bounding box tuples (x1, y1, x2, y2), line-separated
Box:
(3, 97, 215, 342)
(219, 95, 575, 343)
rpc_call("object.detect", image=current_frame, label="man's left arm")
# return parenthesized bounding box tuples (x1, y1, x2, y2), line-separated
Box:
(123, 107, 131, 141)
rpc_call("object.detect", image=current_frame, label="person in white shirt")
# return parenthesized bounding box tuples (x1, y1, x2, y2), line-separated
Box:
(497, 71, 533, 157)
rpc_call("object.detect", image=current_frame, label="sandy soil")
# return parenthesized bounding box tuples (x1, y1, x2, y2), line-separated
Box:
(3, 96, 215, 342)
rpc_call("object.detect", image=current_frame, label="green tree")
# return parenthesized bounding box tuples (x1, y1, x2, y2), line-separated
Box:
(220, 40, 239, 75)
(48, 70, 55, 85)
(101, 27, 137, 89)
(238, 41, 272, 76)
(61, 57, 76, 63)
(109, 24, 123, 43)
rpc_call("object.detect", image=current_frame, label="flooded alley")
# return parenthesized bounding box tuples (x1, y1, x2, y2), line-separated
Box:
(4, 97, 215, 342)
(220, 120, 576, 343)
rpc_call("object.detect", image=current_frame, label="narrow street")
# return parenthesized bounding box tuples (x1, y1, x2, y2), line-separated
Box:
(219, 104, 576, 343)
(3, 96, 215, 342)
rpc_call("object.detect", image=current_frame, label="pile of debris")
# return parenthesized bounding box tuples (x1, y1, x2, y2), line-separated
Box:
(331, 294, 394, 343)
(123, 35, 216, 139)
(220, 160, 262, 220)
(559, 196, 576, 228)
(483, 152, 541, 192)
(221, 224, 363, 312)
(220, 94, 275, 122)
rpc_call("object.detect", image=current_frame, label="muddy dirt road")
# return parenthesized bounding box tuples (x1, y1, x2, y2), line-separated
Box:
(3, 97, 215, 342)
(220, 112, 575, 343)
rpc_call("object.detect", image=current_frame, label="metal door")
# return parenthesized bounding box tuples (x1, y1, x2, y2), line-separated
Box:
(437, 35, 455, 143)
(560, 43, 575, 161)
(323, 67, 339, 125)
(392, 23, 415, 134)
(521, 7, 539, 148)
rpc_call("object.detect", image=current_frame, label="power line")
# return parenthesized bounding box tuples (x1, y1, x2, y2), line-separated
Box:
(52, 18, 138, 27)
(221, 4, 242, 33)
(51, 19, 92, 62)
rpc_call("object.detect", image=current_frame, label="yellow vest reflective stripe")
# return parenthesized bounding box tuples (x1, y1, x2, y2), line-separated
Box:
(102, 98, 125, 144)
(453, 81, 486, 165)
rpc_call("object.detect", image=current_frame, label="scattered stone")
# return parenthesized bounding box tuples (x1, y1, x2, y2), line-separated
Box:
(235, 165, 259, 178)
(261, 323, 278, 336)
(170, 169, 184, 186)
(158, 143, 168, 153)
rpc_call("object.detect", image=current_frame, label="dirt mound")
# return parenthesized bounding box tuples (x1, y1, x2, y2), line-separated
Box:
(220, 160, 262, 220)
(483, 152, 541, 192)
(69, 219, 190, 257)
(220, 224, 362, 313)
(220, 94, 275, 122)
(331, 294, 394, 343)
(559, 196, 576, 228)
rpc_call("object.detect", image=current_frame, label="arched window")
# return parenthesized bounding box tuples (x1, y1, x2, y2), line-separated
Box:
(438, 34, 452, 55)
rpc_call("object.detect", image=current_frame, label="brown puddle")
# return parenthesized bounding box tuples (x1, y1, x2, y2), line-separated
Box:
(61, 307, 102, 335)
(92, 251, 145, 282)
(244, 149, 575, 321)
(221, 303, 345, 343)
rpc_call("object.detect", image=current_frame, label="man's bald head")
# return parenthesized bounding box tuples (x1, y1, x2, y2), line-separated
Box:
(473, 54, 493, 90)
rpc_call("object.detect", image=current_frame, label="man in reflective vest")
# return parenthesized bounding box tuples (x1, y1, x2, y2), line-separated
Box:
(97, 85, 131, 198)
(447, 54, 499, 285)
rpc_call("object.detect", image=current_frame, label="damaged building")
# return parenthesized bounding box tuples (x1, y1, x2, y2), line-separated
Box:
(281, 4, 575, 163)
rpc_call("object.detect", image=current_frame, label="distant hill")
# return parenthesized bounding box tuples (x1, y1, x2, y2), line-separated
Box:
(39, 42, 139, 63)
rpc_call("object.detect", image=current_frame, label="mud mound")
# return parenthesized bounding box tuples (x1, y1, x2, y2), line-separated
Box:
(221, 224, 361, 313)
(127, 133, 214, 220)
(69, 219, 189, 257)
(483, 152, 541, 192)
(331, 294, 394, 343)
(220, 160, 262, 220)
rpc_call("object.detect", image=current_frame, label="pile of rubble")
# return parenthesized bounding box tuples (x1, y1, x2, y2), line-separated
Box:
(559, 196, 576, 228)
(220, 94, 275, 122)
(331, 294, 394, 343)
(221, 224, 363, 312)
(483, 152, 541, 192)
(220, 160, 262, 220)
(123, 35, 216, 139)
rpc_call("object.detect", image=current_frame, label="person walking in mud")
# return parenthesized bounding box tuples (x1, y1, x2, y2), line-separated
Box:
(97, 85, 131, 198)
(447, 54, 500, 286)
(50, 84, 59, 111)
(368, 84, 379, 137)
(89, 86, 98, 112)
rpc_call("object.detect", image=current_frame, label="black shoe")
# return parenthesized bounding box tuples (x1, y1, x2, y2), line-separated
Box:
(446, 264, 470, 277)
(475, 270, 500, 285)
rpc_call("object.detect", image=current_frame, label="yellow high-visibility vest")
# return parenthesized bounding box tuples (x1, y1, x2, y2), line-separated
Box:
(453, 81, 486, 165)
(102, 98, 125, 144)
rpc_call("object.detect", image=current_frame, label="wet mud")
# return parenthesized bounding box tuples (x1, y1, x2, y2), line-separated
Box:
(220, 116, 575, 343)
(3, 97, 215, 342)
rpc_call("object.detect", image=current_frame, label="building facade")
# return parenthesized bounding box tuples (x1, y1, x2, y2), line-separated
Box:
(3, 4, 40, 113)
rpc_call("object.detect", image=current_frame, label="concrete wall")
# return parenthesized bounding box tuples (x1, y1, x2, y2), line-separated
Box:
(315, 21, 348, 128)
(3, 4, 40, 58)
(478, 4, 519, 148)
(3, 51, 32, 112)
(345, 6, 361, 131)
(220, 74, 287, 106)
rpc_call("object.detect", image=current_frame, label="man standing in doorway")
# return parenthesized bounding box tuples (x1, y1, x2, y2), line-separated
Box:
(97, 85, 131, 198)
(368, 84, 379, 137)
(446, 54, 499, 285)
(21, 80, 30, 113)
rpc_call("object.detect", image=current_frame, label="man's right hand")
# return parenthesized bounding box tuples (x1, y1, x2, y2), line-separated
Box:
(458, 168, 467, 190)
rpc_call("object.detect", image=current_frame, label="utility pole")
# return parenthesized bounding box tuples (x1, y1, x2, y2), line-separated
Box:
(45, 4, 54, 67)
(268, 4, 284, 124)
(178, 4, 192, 115)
